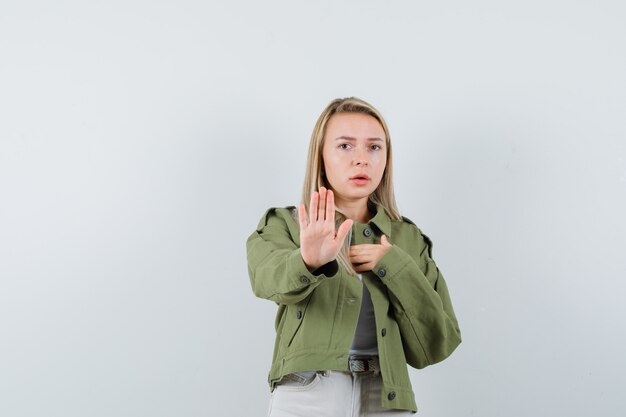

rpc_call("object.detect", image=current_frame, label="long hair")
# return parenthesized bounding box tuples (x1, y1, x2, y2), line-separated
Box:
(300, 97, 401, 275)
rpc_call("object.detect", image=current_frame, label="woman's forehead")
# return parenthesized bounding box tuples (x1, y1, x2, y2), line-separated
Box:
(325, 112, 386, 140)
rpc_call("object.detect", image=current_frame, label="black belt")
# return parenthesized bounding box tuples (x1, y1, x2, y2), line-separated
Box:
(348, 355, 380, 373)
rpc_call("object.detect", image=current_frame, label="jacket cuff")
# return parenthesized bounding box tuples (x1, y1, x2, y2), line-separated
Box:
(290, 249, 339, 288)
(372, 245, 412, 282)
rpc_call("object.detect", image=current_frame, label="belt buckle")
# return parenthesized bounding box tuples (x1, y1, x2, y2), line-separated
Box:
(348, 355, 378, 373)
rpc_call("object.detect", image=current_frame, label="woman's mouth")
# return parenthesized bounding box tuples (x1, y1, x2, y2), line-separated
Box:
(350, 174, 370, 186)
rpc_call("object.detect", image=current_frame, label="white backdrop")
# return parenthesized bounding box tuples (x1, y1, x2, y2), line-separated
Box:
(1, 1, 625, 416)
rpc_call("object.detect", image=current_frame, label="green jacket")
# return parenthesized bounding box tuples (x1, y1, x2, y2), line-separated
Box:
(246, 205, 461, 412)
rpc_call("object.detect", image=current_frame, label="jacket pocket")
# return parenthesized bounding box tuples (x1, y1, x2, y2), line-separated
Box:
(284, 295, 312, 348)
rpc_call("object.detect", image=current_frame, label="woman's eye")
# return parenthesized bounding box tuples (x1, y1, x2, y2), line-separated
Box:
(339, 143, 351, 150)
(371, 144, 382, 151)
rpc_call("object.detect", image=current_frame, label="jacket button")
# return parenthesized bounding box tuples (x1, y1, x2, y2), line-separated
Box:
(363, 228, 372, 237)
(377, 268, 386, 278)
(296, 310, 303, 320)
(381, 328, 386, 337)
(388, 391, 396, 400)
(300, 275, 310, 284)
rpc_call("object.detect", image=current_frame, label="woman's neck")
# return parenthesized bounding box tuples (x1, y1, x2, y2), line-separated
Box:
(336, 197, 372, 223)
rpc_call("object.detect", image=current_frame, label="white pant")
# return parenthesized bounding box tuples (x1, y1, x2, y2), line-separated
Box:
(267, 371, 415, 417)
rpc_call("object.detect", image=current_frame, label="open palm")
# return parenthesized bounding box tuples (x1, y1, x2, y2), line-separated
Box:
(298, 187, 353, 271)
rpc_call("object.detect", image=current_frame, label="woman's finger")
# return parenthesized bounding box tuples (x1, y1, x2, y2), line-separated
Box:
(326, 189, 334, 225)
(353, 262, 374, 272)
(318, 187, 326, 220)
(349, 245, 375, 254)
(349, 249, 370, 259)
(350, 254, 371, 264)
(309, 191, 318, 222)
(298, 203, 307, 230)
(336, 218, 353, 245)
(350, 249, 375, 260)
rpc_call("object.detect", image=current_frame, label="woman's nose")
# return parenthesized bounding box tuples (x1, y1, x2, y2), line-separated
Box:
(353, 148, 369, 166)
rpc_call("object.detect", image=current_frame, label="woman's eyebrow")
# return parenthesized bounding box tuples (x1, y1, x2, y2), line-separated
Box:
(334, 136, 384, 142)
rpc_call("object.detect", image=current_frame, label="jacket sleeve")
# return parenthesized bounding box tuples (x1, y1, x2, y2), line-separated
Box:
(374, 225, 461, 369)
(246, 208, 340, 305)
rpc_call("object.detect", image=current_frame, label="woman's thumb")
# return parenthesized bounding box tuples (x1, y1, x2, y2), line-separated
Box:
(381, 234, 391, 246)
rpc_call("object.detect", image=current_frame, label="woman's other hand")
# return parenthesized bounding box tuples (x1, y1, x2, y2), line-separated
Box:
(349, 235, 392, 273)
(298, 187, 353, 271)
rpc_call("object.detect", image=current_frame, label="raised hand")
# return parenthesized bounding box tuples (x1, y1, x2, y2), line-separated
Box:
(349, 234, 393, 273)
(298, 187, 353, 271)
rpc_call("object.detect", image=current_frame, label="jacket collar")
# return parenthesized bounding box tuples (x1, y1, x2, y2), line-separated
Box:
(368, 203, 392, 237)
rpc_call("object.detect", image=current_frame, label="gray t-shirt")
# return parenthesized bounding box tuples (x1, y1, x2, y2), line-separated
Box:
(349, 273, 379, 356)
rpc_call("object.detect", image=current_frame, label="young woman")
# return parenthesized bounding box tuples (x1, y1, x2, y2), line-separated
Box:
(247, 97, 461, 416)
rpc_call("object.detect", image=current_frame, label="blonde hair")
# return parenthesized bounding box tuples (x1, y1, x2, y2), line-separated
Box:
(300, 97, 401, 275)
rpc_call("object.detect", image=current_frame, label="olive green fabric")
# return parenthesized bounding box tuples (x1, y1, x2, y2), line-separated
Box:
(246, 205, 461, 412)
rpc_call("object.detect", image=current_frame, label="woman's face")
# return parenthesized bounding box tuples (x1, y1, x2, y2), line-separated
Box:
(322, 112, 387, 208)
